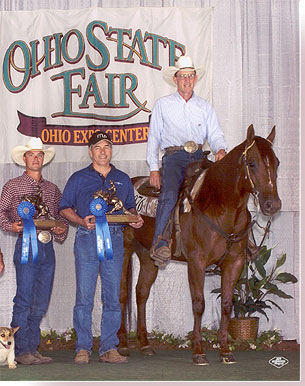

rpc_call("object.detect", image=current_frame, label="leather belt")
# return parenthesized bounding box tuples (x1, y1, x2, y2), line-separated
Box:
(165, 141, 203, 154)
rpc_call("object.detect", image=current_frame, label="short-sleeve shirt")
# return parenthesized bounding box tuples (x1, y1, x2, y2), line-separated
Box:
(59, 164, 136, 219)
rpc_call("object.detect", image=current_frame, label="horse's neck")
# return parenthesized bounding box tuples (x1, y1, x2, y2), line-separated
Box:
(195, 147, 249, 216)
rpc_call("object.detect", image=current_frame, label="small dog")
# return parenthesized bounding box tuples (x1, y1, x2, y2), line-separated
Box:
(0, 326, 20, 369)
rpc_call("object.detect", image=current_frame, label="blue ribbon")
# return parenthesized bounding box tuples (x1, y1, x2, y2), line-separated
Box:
(90, 198, 113, 261)
(17, 201, 38, 264)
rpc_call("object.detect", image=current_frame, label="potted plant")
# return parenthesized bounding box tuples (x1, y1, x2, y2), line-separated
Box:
(211, 245, 298, 340)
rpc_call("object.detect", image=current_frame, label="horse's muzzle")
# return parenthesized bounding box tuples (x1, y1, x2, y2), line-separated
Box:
(261, 197, 282, 216)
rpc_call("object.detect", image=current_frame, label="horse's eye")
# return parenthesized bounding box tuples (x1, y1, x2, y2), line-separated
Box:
(248, 161, 255, 168)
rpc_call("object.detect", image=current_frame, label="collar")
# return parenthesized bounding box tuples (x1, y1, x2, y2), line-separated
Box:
(23, 171, 44, 184)
(88, 163, 116, 174)
(175, 90, 195, 102)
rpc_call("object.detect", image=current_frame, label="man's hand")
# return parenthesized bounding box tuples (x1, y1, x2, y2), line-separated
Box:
(149, 170, 161, 190)
(129, 214, 144, 229)
(83, 215, 95, 230)
(215, 149, 226, 161)
(51, 224, 67, 235)
(12, 221, 23, 233)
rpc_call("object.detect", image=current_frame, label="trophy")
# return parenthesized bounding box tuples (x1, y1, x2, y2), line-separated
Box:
(21, 190, 65, 231)
(91, 181, 138, 224)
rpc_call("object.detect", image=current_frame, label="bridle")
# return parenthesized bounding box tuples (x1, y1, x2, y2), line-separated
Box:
(241, 137, 273, 207)
(242, 140, 256, 193)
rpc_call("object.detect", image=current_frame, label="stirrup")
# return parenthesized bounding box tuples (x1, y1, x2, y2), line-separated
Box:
(150, 236, 172, 266)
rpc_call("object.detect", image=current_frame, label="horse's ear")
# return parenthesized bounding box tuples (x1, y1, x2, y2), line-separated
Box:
(246, 124, 255, 145)
(267, 125, 276, 144)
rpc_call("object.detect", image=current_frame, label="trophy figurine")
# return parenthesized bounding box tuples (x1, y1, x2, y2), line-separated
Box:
(92, 181, 138, 223)
(21, 190, 65, 230)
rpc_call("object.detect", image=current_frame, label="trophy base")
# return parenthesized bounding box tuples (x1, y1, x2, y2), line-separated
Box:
(92, 214, 138, 224)
(32, 219, 65, 230)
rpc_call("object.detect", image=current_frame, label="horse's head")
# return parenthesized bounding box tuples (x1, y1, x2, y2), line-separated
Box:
(241, 124, 281, 216)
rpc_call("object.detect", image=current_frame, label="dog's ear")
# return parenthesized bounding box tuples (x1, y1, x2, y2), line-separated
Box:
(11, 326, 20, 335)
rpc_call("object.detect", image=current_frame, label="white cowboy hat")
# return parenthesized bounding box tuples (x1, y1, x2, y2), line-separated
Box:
(163, 55, 205, 86)
(11, 137, 55, 166)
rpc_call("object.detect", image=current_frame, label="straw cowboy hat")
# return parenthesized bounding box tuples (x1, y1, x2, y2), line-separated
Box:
(12, 137, 55, 166)
(163, 55, 205, 86)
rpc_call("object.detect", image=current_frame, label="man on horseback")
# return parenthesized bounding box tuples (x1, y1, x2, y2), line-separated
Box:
(147, 55, 227, 265)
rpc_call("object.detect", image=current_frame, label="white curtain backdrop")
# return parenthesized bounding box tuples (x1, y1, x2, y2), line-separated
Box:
(0, 0, 300, 343)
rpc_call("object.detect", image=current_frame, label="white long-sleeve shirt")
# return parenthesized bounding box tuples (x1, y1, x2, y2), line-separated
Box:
(147, 91, 227, 171)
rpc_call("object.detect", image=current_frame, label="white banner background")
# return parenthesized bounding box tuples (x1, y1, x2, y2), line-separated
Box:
(0, 7, 213, 163)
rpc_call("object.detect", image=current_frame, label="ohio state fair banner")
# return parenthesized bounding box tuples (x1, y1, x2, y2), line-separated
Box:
(0, 7, 213, 163)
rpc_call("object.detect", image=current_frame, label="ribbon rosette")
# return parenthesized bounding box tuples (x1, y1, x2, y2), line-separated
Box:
(17, 201, 38, 264)
(90, 198, 113, 261)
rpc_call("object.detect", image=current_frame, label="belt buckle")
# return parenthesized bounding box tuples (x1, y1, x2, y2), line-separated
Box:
(38, 231, 52, 244)
(184, 141, 198, 153)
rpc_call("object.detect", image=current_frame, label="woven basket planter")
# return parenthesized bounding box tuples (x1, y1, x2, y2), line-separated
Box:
(228, 317, 259, 341)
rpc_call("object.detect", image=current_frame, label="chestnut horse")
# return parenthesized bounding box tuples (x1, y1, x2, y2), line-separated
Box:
(118, 125, 281, 365)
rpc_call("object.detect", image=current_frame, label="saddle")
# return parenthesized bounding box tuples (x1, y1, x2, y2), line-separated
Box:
(137, 179, 160, 198)
(137, 150, 212, 197)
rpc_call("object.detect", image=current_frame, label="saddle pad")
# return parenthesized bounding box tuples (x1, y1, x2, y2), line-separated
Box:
(183, 169, 208, 212)
(134, 177, 158, 218)
(133, 169, 208, 218)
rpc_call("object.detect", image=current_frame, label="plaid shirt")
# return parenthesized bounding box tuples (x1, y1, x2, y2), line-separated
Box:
(0, 172, 67, 242)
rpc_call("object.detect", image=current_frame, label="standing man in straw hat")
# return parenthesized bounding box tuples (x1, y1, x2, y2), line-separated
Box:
(0, 137, 68, 365)
(147, 55, 227, 266)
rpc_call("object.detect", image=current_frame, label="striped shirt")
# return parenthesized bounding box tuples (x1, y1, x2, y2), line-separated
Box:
(147, 91, 227, 171)
(0, 172, 67, 242)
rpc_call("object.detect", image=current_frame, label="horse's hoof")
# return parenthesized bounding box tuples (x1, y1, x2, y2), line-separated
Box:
(118, 347, 130, 357)
(140, 345, 155, 356)
(220, 352, 237, 364)
(192, 354, 210, 365)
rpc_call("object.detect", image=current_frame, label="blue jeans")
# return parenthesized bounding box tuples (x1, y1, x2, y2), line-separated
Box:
(153, 149, 204, 246)
(73, 225, 124, 356)
(11, 237, 55, 356)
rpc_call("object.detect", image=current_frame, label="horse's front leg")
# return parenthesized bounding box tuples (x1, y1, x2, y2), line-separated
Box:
(118, 231, 134, 356)
(218, 254, 245, 364)
(136, 248, 159, 356)
(187, 260, 209, 365)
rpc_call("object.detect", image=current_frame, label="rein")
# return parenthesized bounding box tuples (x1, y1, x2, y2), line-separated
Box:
(191, 202, 271, 270)
(192, 203, 256, 246)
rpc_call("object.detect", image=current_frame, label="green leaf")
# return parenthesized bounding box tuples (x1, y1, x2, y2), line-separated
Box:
(254, 276, 269, 291)
(268, 287, 293, 299)
(263, 281, 278, 291)
(254, 260, 266, 278)
(266, 299, 284, 313)
(276, 253, 286, 268)
(251, 307, 270, 321)
(258, 247, 272, 265)
(275, 272, 298, 283)
(211, 288, 221, 294)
